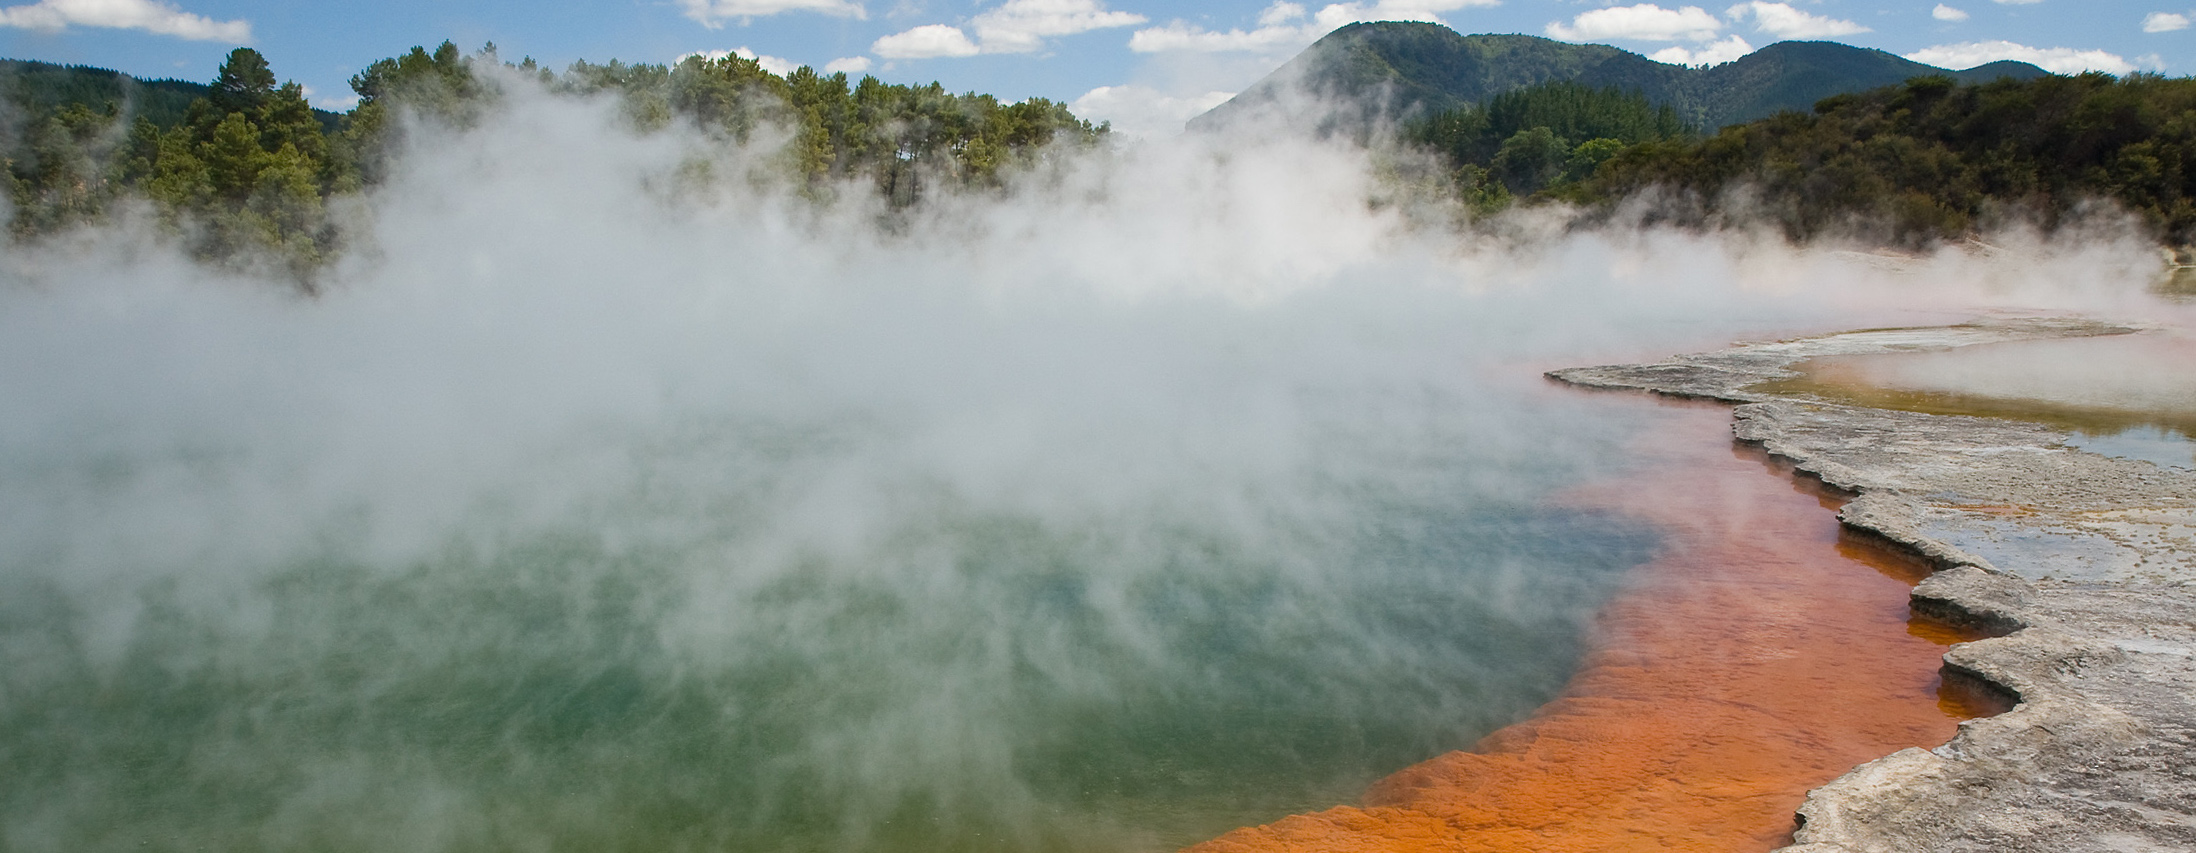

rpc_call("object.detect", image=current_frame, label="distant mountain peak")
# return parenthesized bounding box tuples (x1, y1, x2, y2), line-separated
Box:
(1190, 23, 2048, 133)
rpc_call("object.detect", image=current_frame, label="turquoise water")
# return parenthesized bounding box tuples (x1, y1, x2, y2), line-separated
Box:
(0, 106, 1836, 852)
(0, 373, 1662, 853)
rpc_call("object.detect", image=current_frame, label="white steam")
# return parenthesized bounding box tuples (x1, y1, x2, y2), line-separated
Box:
(0, 73, 2183, 852)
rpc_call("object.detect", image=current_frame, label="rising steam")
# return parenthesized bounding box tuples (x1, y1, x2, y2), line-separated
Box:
(0, 71, 2182, 853)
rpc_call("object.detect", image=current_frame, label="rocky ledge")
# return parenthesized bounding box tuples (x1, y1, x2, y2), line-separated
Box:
(1551, 317, 2196, 852)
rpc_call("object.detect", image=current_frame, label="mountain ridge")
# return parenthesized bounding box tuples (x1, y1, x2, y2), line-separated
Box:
(1190, 23, 2050, 133)
(2, 57, 340, 129)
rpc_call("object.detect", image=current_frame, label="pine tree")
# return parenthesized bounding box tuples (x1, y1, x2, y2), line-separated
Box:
(209, 48, 277, 116)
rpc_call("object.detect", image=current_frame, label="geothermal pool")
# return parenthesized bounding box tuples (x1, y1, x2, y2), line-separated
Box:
(0, 92, 2166, 852)
(1190, 398, 1992, 853)
(0, 213, 1768, 853)
(0, 352, 1662, 852)
(0, 342, 1989, 853)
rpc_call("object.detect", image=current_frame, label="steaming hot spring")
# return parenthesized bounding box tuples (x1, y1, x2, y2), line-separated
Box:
(0, 85, 2180, 852)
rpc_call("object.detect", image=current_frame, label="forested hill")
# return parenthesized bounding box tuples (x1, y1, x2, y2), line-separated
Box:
(1580, 72, 2196, 247)
(1, 58, 339, 130)
(1190, 22, 2047, 133)
(2, 44, 1103, 288)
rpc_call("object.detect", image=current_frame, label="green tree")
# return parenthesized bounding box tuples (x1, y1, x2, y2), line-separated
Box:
(337, 41, 486, 185)
(1565, 137, 1626, 183)
(553, 52, 1103, 204)
(1581, 72, 2196, 246)
(1491, 127, 1569, 195)
(200, 112, 264, 199)
(209, 48, 277, 116)
(2, 35, 1113, 278)
(4, 103, 125, 235)
(1407, 81, 1692, 206)
(123, 49, 342, 284)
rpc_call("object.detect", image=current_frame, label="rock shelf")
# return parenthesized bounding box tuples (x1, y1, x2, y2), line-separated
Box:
(1552, 317, 2196, 852)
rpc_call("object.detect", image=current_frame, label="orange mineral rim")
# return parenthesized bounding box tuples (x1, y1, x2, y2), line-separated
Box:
(1187, 397, 1997, 853)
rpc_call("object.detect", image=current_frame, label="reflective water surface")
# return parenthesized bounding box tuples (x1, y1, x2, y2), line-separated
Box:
(1753, 330, 2196, 469)
(1189, 399, 1993, 853)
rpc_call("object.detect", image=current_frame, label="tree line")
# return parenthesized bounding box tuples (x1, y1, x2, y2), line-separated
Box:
(15, 46, 2196, 279)
(1418, 72, 2196, 249)
(1, 44, 1107, 286)
(1405, 81, 1693, 211)
(0, 59, 211, 129)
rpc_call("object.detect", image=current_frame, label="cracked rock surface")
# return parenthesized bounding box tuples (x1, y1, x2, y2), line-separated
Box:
(1550, 317, 2196, 853)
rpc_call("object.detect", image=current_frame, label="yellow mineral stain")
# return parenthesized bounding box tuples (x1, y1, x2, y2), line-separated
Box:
(1750, 332, 2196, 440)
(1186, 401, 1985, 853)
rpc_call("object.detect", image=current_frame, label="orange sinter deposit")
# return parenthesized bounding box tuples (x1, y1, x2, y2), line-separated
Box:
(1187, 399, 1999, 853)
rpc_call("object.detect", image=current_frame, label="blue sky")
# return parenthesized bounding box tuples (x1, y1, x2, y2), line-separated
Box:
(2, 0, 2191, 136)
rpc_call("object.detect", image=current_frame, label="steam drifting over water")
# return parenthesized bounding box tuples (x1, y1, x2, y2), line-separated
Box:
(0, 79, 2180, 852)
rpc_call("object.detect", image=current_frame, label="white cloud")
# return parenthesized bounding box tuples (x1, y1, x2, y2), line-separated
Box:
(1308, 0, 1499, 27)
(1905, 40, 2136, 74)
(1546, 4, 1723, 43)
(1068, 85, 1234, 139)
(736, 47, 800, 75)
(1650, 34, 1754, 65)
(2144, 11, 2190, 32)
(0, 0, 249, 42)
(1129, 19, 1318, 53)
(677, 0, 864, 27)
(299, 83, 360, 111)
(291, 83, 358, 110)
(677, 47, 800, 75)
(970, 0, 1145, 53)
(824, 55, 873, 73)
(876, 0, 1143, 59)
(1932, 4, 1969, 21)
(873, 23, 981, 58)
(1728, 1, 1867, 38)
(1130, 0, 1495, 54)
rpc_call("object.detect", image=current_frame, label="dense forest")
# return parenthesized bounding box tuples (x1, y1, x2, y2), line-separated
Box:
(1574, 72, 2196, 247)
(1405, 71, 2196, 249)
(0, 59, 239, 131)
(11, 39, 2196, 282)
(1406, 82, 1693, 209)
(0, 43, 1105, 285)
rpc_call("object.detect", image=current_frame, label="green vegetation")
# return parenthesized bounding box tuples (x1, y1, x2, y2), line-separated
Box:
(1395, 69, 2196, 249)
(556, 52, 1100, 199)
(1576, 72, 2196, 247)
(135, 48, 347, 279)
(1207, 21, 2189, 248)
(1, 42, 1104, 286)
(12, 30, 2196, 277)
(1194, 23, 2045, 134)
(1408, 81, 1692, 206)
(1, 58, 219, 130)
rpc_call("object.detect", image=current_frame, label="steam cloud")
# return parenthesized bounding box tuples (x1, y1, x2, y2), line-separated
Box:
(0, 73, 2182, 852)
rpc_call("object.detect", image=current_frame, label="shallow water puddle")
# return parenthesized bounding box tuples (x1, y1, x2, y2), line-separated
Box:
(1187, 398, 1986, 853)
(1752, 331, 2196, 470)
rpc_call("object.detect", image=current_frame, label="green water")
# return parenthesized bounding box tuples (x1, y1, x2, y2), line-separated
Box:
(0, 409, 1657, 853)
